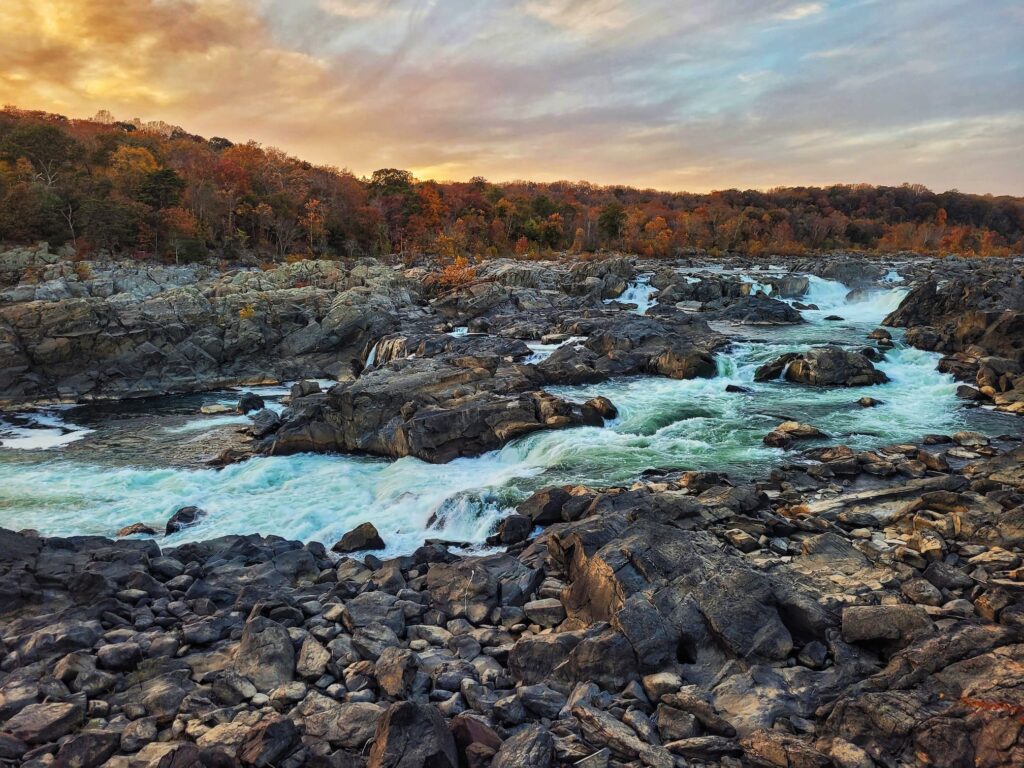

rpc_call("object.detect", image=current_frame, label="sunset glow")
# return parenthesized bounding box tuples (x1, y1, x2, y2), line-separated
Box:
(1, 0, 1022, 193)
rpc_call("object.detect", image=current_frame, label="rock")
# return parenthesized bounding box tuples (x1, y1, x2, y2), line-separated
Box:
(237, 392, 266, 414)
(491, 724, 554, 768)
(585, 396, 618, 419)
(234, 617, 296, 692)
(518, 487, 573, 524)
(165, 505, 206, 535)
(52, 729, 120, 768)
(236, 715, 299, 767)
(97, 641, 143, 671)
(764, 421, 826, 448)
(489, 513, 532, 545)
(524, 598, 567, 627)
(323, 702, 385, 749)
(332, 522, 386, 553)
(755, 352, 799, 382)
(291, 379, 321, 398)
(858, 396, 882, 407)
(375, 647, 419, 698)
(116, 522, 156, 537)
(573, 703, 673, 768)
(249, 408, 281, 437)
(3, 701, 84, 745)
(901, 578, 944, 607)
(763, 346, 889, 386)
(367, 701, 458, 768)
(201, 403, 233, 415)
(269, 355, 608, 463)
(708, 294, 805, 325)
(841, 605, 933, 645)
(793, 346, 889, 386)
(296, 635, 330, 679)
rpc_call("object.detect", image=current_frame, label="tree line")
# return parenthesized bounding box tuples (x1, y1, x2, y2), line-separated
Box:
(1, 106, 1021, 264)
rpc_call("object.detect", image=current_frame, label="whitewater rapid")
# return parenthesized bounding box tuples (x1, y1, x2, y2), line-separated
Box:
(0, 273, 1011, 552)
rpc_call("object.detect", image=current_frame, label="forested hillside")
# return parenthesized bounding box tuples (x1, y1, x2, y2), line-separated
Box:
(2, 106, 1021, 263)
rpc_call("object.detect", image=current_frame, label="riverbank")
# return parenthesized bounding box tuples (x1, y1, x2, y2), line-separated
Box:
(1, 427, 1021, 767)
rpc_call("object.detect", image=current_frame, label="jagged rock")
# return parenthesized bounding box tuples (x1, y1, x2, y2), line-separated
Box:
(367, 701, 458, 768)
(116, 522, 157, 537)
(3, 701, 84, 745)
(766, 346, 889, 386)
(269, 356, 606, 462)
(237, 715, 299, 767)
(491, 724, 554, 768)
(841, 605, 933, 645)
(165, 505, 206, 534)
(234, 617, 296, 692)
(332, 522, 386, 553)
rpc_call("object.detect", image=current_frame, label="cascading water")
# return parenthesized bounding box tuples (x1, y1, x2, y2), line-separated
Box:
(607, 273, 657, 314)
(0, 271, 1012, 553)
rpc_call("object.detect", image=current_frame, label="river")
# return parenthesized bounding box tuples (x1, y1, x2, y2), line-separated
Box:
(0, 271, 1015, 553)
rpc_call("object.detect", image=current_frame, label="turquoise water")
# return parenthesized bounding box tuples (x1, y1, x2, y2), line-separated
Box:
(0, 275, 1013, 552)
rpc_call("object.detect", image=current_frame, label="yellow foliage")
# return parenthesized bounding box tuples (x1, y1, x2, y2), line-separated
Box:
(238, 303, 256, 320)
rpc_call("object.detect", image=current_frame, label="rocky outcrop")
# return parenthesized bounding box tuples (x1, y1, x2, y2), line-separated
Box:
(884, 259, 1024, 413)
(0, 260, 406, 404)
(267, 357, 607, 462)
(706, 294, 805, 325)
(757, 346, 889, 386)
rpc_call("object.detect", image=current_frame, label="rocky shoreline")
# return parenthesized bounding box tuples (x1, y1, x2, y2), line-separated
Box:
(1, 427, 1022, 767)
(2, 247, 1023, 766)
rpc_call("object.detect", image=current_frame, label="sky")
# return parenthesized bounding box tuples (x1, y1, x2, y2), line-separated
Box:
(1, 0, 1022, 195)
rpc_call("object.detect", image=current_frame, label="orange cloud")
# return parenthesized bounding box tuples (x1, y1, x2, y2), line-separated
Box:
(1, 0, 1020, 195)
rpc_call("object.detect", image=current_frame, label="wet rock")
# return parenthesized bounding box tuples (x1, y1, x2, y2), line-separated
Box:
(237, 392, 266, 414)
(764, 421, 827, 448)
(773, 346, 889, 387)
(754, 352, 799, 382)
(488, 513, 532, 545)
(332, 522, 386, 553)
(165, 505, 206, 534)
(116, 521, 156, 537)
(708, 294, 804, 325)
(269, 356, 606, 462)
(249, 408, 281, 438)
(585, 395, 618, 419)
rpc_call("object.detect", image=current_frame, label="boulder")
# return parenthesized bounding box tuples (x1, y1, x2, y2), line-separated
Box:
(165, 505, 206, 535)
(234, 617, 296, 692)
(367, 701, 458, 768)
(780, 346, 889, 386)
(237, 392, 266, 414)
(491, 724, 554, 768)
(3, 701, 84, 745)
(332, 522, 386, 553)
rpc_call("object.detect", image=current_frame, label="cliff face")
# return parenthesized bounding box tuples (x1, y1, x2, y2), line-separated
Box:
(0, 254, 412, 404)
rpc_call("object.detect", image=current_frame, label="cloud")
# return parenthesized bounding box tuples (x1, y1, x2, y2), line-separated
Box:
(775, 3, 824, 21)
(0, 0, 1020, 194)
